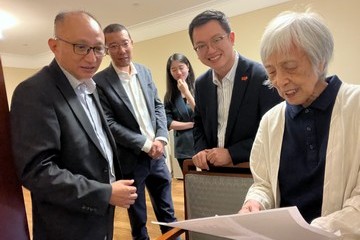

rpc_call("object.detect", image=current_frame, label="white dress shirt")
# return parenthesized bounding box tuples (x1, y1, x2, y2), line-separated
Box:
(113, 62, 166, 153)
(212, 52, 239, 147)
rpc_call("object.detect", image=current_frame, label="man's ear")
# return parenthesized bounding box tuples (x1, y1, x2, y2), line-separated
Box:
(229, 31, 235, 45)
(48, 38, 57, 54)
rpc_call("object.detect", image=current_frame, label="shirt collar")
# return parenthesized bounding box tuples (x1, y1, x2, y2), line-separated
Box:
(287, 76, 342, 119)
(112, 62, 138, 80)
(212, 51, 239, 86)
(59, 64, 96, 94)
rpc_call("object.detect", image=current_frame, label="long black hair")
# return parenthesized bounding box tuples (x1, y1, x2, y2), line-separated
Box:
(164, 53, 195, 103)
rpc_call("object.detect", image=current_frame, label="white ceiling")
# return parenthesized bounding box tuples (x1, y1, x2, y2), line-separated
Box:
(0, 0, 290, 68)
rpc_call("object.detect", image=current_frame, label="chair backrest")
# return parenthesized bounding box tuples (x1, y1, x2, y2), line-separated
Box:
(183, 160, 253, 240)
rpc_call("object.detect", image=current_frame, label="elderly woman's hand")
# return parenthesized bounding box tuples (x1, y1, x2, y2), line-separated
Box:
(238, 200, 262, 213)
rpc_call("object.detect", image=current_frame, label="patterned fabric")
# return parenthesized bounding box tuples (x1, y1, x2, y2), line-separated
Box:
(185, 173, 253, 240)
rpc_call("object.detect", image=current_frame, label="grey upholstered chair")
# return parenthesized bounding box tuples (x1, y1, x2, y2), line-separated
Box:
(156, 160, 253, 240)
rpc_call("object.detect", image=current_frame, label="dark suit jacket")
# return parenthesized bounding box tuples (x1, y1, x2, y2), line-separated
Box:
(10, 60, 121, 240)
(93, 63, 168, 175)
(193, 54, 282, 165)
(164, 95, 194, 159)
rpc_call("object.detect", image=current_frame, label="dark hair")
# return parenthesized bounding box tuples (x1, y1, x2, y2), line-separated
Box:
(103, 23, 132, 39)
(164, 53, 195, 103)
(188, 10, 231, 44)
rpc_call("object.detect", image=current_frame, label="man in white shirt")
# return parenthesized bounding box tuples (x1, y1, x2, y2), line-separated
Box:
(189, 10, 282, 170)
(94, 23, 178, 240)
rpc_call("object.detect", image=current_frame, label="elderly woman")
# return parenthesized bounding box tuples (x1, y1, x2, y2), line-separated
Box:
(239, 11, 360, 239)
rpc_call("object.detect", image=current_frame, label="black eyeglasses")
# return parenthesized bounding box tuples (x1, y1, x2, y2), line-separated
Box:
(55, 37, 106, 57)
(193, 34, 229, 54)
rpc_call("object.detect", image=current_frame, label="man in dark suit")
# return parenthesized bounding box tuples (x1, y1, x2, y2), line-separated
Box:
(10, 11, 137, 240)
(189, 10, 282, 170)
(93, 24, 178, 240)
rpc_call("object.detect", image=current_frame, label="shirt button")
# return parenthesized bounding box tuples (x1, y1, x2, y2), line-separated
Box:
(309, 144, 314, 150)
(306, 126, 311, 131)
(305, 109, 310, 113)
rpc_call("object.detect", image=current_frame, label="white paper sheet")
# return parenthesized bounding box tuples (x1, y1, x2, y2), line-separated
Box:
(153, 206, 339, 240)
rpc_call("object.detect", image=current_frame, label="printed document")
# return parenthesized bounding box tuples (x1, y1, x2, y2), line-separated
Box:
(153, 206, 339, 240)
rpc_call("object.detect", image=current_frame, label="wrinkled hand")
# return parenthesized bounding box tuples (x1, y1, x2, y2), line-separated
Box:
(110, 179, 137, 208)
(148, 140, 164, 159)
(238, 200, 262, 213)
(177, 78, 189, 94)
(207, 148, 232, 166)
(192, 150, 210, 170)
